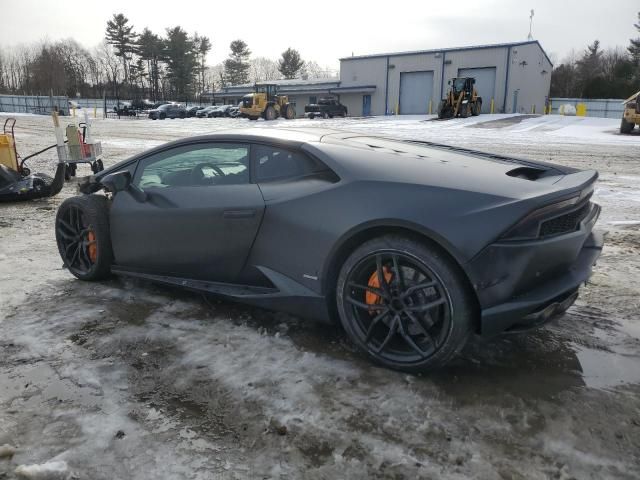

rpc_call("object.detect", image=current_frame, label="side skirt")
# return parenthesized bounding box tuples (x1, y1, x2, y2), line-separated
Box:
(110, 266, 332, 323)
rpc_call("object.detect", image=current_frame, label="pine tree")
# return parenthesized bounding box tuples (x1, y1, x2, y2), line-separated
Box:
(105, 13, 138, 85)
(628, 12, 640, 63)
(162, 26, 197, 99)
(137, 28, 163, 100)
(224, 40, 251, 85)
(277, 48, 304, 79)
(193, 34, 212, 96)
(576, 40, 603, 97)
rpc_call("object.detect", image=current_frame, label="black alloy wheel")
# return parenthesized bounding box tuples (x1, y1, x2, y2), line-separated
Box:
(337, 236, 473, 371)
(55, 195, 113, 280)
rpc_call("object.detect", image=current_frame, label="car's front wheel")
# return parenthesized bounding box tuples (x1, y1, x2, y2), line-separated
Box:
(336, 235, 473, 372)
(55, 195, 113, 281)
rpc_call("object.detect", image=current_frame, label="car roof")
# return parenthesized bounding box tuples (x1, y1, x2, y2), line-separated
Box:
(188, 128, 341, 144)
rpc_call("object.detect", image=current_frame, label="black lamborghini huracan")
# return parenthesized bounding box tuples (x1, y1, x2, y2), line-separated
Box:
(55, 128, 603, 371)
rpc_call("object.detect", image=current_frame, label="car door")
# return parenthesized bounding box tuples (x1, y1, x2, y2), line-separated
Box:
(109, 142, 265, 282)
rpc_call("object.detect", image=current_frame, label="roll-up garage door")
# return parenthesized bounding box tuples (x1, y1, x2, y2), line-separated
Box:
(457, 67, 496, 113)
(399, 71, 434, 115)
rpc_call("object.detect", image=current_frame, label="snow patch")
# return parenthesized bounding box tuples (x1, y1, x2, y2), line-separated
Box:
(15, 461, 69, 480)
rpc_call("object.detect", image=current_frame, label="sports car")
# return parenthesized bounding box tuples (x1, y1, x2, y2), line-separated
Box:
(55, 128, 603, 371)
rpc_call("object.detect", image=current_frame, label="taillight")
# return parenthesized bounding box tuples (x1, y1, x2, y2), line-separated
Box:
(501, 194, 582, 240)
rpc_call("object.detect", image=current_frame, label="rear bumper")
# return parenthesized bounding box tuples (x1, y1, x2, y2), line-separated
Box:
(468, 204, 604, 336)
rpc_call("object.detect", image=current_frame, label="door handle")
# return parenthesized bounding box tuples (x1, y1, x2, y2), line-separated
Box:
(223, 209, 256, 219)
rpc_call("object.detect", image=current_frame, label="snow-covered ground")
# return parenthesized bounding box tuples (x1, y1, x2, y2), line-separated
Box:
(1, 113, 639, 479)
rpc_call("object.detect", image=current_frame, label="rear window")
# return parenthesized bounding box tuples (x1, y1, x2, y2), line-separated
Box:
(253, 145, 327, 182)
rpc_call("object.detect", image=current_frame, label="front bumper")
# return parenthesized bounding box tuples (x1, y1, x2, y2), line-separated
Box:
(468, 204, 604, 336)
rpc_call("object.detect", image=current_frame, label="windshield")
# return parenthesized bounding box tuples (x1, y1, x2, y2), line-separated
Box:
(241, 95, 253, 108)
(452, 78, 467, 92)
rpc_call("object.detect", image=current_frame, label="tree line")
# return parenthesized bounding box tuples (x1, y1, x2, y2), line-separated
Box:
(550, 11, 640, 98)
(0, 13, 336, 101)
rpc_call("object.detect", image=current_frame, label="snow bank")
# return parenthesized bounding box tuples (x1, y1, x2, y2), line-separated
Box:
(15, 461, 69, 480)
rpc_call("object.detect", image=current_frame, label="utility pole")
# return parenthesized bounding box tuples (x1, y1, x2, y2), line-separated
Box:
(527, 9, 535, 40)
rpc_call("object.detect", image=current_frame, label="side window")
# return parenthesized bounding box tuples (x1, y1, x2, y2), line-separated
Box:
(135, 143, 249, 188)
(253, 145, 325, 182)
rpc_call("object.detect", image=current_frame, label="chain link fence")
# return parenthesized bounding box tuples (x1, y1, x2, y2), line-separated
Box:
(0, 95, 69, 115)
(549, 98, 625, 119)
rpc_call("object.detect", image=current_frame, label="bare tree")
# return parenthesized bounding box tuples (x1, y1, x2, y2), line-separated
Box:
(96, 40, 122, 97)
(250, 57, 280, 82)
(303, 60, 338, 79)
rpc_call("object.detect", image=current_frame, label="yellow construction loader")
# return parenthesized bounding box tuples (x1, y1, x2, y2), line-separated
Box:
(620, 90, 640, 134)
(437, 77, 482, 119)
(239, 83, 296, 121)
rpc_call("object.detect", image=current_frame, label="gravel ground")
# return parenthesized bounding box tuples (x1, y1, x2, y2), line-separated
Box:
(1, 113, 639, 480)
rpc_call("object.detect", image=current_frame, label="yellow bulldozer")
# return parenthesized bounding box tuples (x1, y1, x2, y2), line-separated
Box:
(620, 90, 640, 134)
(240, 83, 296, 121)
(437, 77, 482, 119)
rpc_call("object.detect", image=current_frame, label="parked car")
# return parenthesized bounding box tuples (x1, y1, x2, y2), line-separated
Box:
(211, 105, 233, 117)
(131, 99, 155, 111)
(305, 98, 348, 119)
(228, 106, 240, 118)
(186, 106, 205, 117)
(56, 129, 603, 372)
(113, 101, 137, 116)
(196, 106, 218, 118)
(148, 103, 187, 120)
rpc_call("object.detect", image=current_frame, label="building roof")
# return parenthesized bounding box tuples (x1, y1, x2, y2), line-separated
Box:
(340, 40, 553, 67)
(209, 79, 375, 97)
(255, 78, 339, 86)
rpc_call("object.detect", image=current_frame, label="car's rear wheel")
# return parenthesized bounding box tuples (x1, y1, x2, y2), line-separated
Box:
(55, 195, 113, 281)
(336, 235, 473, 372)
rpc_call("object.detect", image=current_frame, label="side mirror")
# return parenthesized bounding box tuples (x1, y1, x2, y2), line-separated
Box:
(447, 80, 451, 85)
(101, 170, 147, 202)
(101, 171, 131, 193)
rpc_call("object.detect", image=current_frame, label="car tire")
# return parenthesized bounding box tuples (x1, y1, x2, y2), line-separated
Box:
(336, 234, 474, 372)
(620, 117, 634, 134)
(55, 195, 113, 281)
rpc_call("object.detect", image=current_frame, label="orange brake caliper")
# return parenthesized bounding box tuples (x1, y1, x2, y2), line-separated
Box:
(365, 267, 393, 307)
(87, 231, 97, 263)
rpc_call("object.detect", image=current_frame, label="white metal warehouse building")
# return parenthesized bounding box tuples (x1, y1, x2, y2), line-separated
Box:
(208, 40, 552, 118)
(338, 40, 553, 116)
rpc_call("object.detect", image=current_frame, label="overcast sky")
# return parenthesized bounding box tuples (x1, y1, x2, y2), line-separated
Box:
(1, 0, 638, 68)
